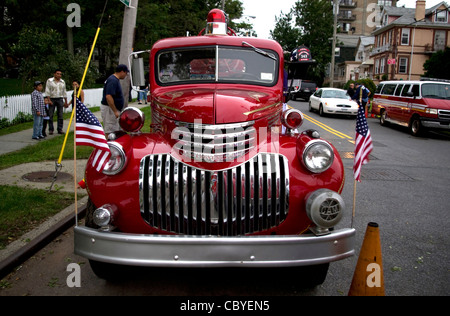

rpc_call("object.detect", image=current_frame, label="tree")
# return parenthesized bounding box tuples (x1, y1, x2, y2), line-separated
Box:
(1, 0, 250, 85)
(423, 47, 450, 80)
(293, 0, 333, 85)
(11, 26, 96, 93)
(271, 10, 301, 52)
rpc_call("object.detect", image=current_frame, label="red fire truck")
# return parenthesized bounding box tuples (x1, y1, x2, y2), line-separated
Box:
(74, 9, 355, 285)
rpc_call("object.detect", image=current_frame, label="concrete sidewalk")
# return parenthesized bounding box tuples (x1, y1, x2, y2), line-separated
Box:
(0, 101, 148, 279)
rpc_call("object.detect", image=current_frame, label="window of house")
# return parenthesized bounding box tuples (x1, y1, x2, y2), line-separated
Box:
(399, 57, 408, 74)
(375, 59, 380, 74)
(380, 57, 386, 73)
(435, 10, 448, 23)
(401, 28, 410, 45)
(434, 30, 446, 51)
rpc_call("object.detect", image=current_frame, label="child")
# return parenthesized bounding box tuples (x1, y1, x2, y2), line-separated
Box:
(42, 96, 52, 137)
(31, 81, 45, 140)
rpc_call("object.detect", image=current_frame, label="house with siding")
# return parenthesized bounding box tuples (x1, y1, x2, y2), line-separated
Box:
(371, 0, 450, 83)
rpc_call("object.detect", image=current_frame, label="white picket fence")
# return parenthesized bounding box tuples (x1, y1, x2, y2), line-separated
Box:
(0, 88, 138, 121)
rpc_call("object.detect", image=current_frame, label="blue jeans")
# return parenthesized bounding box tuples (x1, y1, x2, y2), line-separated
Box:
(33, 114, 44, 138)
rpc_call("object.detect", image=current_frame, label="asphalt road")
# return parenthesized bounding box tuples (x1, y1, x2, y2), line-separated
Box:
(1, 99, 449, 297)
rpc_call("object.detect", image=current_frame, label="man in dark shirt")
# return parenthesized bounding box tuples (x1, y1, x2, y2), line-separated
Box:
(352, 82, 371, 116)
(101, 64, 129, 136)
(347, 83, 355, 100)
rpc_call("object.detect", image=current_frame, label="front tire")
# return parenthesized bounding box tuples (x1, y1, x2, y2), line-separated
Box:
(409, 116, 424, 137)
(319, 104, 325, 117)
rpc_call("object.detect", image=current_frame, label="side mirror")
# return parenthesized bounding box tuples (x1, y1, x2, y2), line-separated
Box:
(406, 91, 414, 97)
(128, 50, 150, 92)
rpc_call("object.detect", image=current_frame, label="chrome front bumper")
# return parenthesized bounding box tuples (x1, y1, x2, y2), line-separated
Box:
(74, 226, 355, 267)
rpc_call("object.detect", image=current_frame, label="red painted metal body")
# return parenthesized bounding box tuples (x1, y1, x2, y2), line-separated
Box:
(84, 34, 345, 237)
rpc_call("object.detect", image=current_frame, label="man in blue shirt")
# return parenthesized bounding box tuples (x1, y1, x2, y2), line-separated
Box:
(352, 82, 371, 116)
(101, 64, 129, 137)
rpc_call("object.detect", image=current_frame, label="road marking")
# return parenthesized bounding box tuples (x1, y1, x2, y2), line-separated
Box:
(287, 105, 354, 141)
(302, 113, 353, 140)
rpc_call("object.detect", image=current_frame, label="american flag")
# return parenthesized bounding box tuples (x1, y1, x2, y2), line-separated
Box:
(353, 103, 373, 182)
(76, 99, 111, 172)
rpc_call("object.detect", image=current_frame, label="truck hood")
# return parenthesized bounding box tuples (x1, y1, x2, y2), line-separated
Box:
(153, 86, 281, 125)
(422, 97, 450, 110)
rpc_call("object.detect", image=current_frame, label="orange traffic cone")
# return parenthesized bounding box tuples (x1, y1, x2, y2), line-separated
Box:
(348, 222, 385, 296)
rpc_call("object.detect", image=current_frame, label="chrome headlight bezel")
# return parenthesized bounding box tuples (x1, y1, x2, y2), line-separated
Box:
(302, 140, 335, 174)
(102, 142, 127, 175)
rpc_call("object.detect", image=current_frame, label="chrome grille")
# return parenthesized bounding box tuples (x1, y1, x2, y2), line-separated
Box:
(139, 153, 289, 236)
(438, 109, 450, 120)
(171, 121, 256, 163)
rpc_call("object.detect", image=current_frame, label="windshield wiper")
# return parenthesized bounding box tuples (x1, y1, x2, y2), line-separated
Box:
(242, 41, 277, 61)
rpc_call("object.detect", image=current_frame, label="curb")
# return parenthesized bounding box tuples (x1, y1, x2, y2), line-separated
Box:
(0, 203, 87, 280)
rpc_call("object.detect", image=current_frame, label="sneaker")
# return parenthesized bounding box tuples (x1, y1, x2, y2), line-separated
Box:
(58, 131, 65, 135)
(32, 137, 40, 140)
(49, 131, 54, 135)
(39, 135, 46, 139)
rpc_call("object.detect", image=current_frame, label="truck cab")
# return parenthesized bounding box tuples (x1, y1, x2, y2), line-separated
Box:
(74, 9, 355, 285)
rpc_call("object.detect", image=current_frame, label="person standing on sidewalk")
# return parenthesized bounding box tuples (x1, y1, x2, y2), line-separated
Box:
(101, 64, 129, 138)
(45, 69, 68, 135)
(42, 96, 52, 137)
(31, 81, 45, 140)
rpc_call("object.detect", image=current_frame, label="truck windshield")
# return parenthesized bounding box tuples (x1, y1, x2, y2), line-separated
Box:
(422, 83, 450, 100)
(157, 46, 278, 86)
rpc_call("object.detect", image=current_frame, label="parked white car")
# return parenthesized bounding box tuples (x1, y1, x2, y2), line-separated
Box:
(309, 88, 358, 117)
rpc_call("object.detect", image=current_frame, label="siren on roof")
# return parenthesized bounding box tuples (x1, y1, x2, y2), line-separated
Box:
(205, 9, 228, 35)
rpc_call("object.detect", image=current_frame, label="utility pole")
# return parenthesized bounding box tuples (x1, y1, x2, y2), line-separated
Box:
(119, 0, 139, 108)
(330, 0, 338, 88)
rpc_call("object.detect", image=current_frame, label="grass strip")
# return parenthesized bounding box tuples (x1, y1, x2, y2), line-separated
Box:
(0, 185, 83, 249)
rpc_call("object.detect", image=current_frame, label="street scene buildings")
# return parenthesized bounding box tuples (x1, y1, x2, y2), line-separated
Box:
(330, 0, 450, 86)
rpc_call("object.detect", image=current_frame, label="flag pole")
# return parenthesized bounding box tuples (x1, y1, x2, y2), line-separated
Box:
(57, 26, 101, 166)
(56, 0, 109, 165)
(352, 85, 364, 228)
(73, 86, 78, 226)
(352, 179, 357, 228)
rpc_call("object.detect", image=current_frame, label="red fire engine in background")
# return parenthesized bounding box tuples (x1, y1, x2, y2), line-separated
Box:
(74, 9, 355, 286)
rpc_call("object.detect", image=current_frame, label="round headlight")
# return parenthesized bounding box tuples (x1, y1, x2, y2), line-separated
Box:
(102, 142, 127, 175)
(302, 140, 334, 173)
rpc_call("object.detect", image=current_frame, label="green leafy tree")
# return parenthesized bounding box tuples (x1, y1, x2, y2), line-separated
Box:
(293, 0, 333, 85)
(271, 10, 301, 52)
(2, 0, 251, 85)
(11, 26, 96, 93)
(423, 47, 450, 80)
